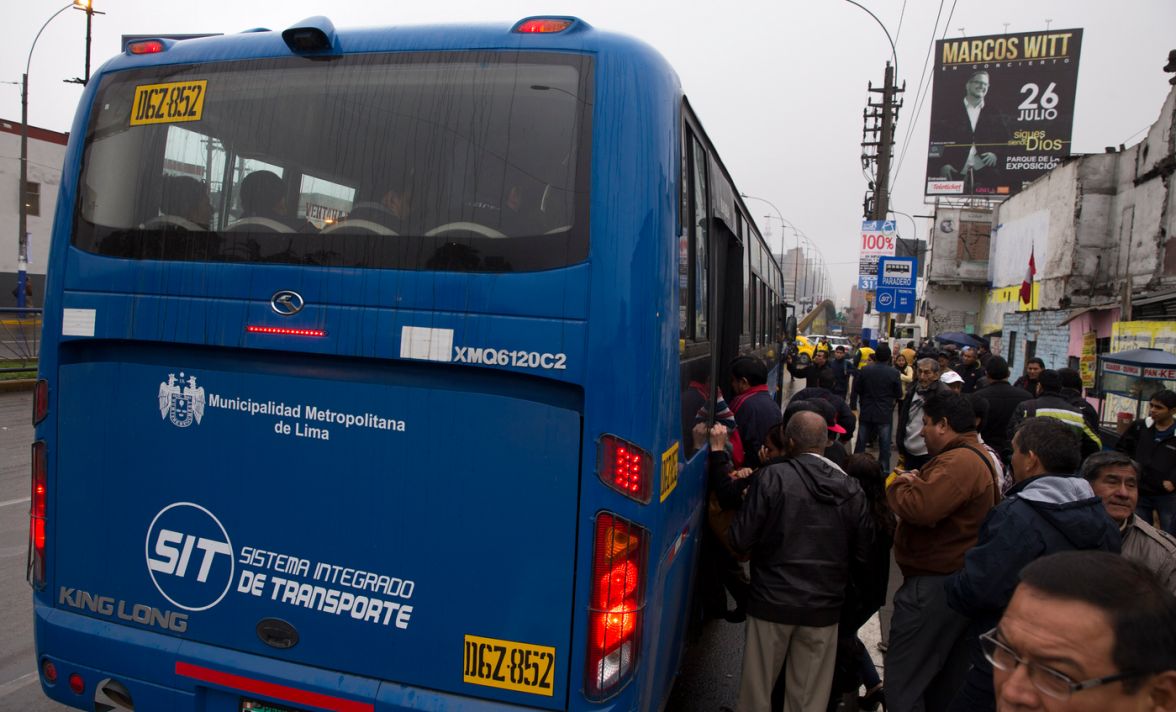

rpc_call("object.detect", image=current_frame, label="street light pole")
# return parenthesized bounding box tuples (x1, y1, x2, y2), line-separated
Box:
(740, 193, 803, 305)
(18, 1, 84, 308)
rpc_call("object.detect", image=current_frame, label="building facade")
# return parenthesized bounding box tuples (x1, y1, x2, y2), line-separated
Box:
(1, 119, 68, 307)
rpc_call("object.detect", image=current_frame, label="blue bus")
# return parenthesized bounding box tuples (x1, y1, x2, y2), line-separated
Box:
(30, 15, 785, 711)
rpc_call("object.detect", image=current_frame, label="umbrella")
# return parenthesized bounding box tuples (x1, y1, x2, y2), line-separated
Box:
(935, 332, 985, 348)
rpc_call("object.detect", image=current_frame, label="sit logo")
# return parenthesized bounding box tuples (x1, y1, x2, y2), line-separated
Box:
(145, 502, 234, 612)
(158, 372, 206, 428)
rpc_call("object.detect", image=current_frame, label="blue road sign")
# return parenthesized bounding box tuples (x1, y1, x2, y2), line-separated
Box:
(878, 256, 917, 288)
(875, 287, 916, 314)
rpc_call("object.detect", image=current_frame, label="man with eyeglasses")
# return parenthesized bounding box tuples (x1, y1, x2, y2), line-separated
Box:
(984, 551, 1176, 711)
(944, 417, 1121, 711)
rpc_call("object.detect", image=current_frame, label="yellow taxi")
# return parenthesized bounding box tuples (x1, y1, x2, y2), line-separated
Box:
(794, 335, 816, 360)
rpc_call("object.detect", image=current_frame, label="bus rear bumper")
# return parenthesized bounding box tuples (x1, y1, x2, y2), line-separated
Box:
(35, 604, 591, 711)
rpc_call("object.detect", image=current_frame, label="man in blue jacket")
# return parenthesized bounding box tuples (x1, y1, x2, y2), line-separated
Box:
(944, 417, 1121, 712)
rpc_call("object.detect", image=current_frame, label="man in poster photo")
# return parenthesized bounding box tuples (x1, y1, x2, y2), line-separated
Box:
(937, 71, 1011, 193)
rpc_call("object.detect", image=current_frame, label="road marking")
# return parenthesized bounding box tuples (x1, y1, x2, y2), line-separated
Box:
(0, 671, 39, 697)
(0, 497, 31, 509)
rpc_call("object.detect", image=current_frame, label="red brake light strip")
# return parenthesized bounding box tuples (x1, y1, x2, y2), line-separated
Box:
(247, 326, 326, 337)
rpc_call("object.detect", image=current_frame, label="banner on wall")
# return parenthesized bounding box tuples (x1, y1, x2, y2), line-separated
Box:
(1080, 331, 1097, 389)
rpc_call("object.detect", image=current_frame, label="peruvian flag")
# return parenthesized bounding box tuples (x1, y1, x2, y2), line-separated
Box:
(1020, 247, 1036, 304)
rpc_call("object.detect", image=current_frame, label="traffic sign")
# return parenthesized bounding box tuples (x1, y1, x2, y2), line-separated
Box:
(878, 256, 917, 288)
(874, 286, 916, 314)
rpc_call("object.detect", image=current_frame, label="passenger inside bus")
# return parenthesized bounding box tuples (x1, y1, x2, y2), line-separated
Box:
(499, 181, 546, 235)
(153, 175, 213, 231)
(334, 180, 414, 235)
(232, 170, 316, 233)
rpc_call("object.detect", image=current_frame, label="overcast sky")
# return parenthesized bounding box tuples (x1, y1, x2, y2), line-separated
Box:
(4, 0, 1174, 305)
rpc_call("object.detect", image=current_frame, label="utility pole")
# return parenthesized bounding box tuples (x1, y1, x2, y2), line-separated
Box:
(862, 62, 904, 221)
(861, 62, 904, 342)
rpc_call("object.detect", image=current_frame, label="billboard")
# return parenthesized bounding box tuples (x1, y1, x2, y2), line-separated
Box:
(858, 220, 897, 290)
(925, 28, 1083, 198)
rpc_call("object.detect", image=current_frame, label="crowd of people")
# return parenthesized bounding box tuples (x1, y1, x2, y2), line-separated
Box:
(695, 336, 1176, 712)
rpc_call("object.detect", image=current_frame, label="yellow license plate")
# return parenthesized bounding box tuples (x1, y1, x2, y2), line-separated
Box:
(463, 634, 555, 697)
(130, 80, 207, 126)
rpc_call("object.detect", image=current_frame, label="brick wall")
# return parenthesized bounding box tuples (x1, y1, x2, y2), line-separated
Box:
(1001, 310, 1072, 373)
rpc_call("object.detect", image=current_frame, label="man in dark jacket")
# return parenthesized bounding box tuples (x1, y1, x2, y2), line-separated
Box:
(944, 417, 1121, 712)
(1007, 369, 1102, 459)
(787, 348, 829, 389)
(851, 343, 903, 471)
(972, 356, 1032, 465)
(955, 347, 984, 394)
(1057, 366, 1100, 432)
(1012, 356, 1043, 393)
(729, 356, 781, 469)
(728, 412, 873, 712)
(1116, 388, 1176, 535)
(895, 357, 944, 470)
(829, 346, 852, 400)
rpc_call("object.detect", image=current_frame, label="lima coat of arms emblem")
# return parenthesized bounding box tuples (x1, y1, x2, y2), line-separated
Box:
(158, 373, 206, 428)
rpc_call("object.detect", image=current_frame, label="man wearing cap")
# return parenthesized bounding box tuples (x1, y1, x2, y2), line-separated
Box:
(793, 370, 856, 445)
(940, 369, 965, 393)
(851, 343, 902, 472)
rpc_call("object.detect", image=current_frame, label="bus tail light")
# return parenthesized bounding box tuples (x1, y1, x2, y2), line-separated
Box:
(126, 40, 166, 55)
(585, 512, 646, 700)
(598, 435, 652, 503)
(28, 440, 47, 588)
(513, 18, 574, 34)
(33, 378, 48, 425)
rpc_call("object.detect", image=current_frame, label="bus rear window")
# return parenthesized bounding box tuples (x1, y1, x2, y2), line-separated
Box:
(73, 52, 592, 272)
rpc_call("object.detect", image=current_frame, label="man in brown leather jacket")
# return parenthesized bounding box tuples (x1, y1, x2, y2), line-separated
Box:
(884, 390, 1001, 712)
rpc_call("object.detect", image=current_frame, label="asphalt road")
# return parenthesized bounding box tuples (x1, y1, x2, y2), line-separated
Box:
(0, 378, 885, 712)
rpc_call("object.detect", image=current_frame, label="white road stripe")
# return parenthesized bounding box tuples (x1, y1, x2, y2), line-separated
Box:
(0, 497, 31, 508)
(0, 671, 39, 697)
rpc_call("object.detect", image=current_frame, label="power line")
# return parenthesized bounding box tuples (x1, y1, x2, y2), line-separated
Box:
(892, 0, 946, 181)
(894, 0, 956, 183)
(1119, 123, 1152, 146)
(894, 0, 909, 46)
